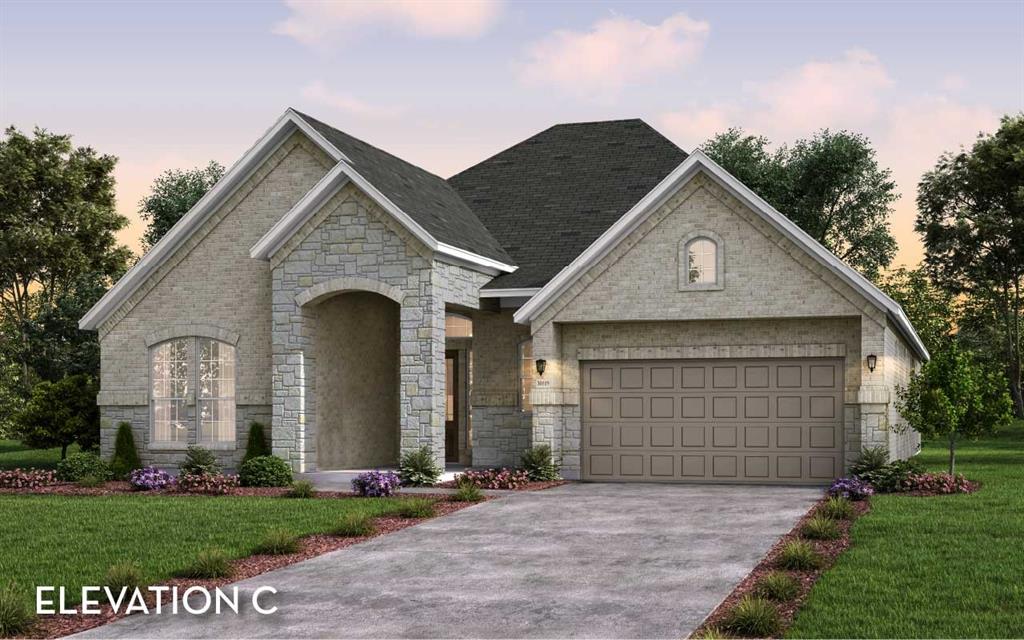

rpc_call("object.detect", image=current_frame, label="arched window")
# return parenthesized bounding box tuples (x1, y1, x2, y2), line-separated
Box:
(151, 337, 236, 446)
(679, 231, 724, 291)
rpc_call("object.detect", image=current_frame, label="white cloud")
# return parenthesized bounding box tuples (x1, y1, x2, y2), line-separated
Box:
(300, 81, 405, 119)
(658, 105, 737, 149)
(940, 73, 968, 92)
(517, 12, 710, 95)
(276, 0, 501, 47)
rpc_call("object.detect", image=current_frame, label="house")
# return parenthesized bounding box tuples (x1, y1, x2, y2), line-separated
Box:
(80, 109, 928, 484)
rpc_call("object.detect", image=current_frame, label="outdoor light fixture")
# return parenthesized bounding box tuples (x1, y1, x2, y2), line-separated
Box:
(535, 358, 547, 377)
(866, 354, 877, 372)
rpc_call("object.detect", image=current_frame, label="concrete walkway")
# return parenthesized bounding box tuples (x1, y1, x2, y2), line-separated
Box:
(73, 483, 821, 639)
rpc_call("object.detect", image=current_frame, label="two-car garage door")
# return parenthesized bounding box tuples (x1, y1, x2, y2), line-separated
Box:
(581, 359, 843, 485)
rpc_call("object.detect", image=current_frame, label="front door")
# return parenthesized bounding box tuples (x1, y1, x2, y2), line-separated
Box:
(445, 351, 459, 463)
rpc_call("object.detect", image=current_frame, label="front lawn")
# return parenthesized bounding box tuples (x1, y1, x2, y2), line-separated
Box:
(788, 420, 1024, 638)
(0, 439, 78, 470)
(0, 494, 408, 608)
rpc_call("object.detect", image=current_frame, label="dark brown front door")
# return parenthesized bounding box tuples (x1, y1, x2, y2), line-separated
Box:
(445, 351, 459, 463)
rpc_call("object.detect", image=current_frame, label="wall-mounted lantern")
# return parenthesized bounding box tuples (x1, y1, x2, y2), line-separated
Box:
(535, 358, 547, 377)
(866, 354, 877, 373)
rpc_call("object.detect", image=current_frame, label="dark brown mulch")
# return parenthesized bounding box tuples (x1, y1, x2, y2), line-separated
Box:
(691, 497, 871, 638)
(0, 482, 463, 499)
(435, 479, 569, 491)
(23, 498, 478, 639)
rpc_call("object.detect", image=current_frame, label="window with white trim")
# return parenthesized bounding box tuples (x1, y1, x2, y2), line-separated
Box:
(519, 339, 534, 413)
(150, 337, 236, 446)
(686, 237, 718, 285)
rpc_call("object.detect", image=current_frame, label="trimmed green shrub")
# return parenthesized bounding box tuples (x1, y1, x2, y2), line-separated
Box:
(0, 583, 33, 637)
(285, 480, 315, 498)
(520, 444, 561, 481)
(177, 548, 233, 579)
(76, 474, 104, 488)
(103, 561, 144, 595)
(818, 497, 855, 520)
(243, 421, 271, 464)
(802, 515, 841, 540)
(239, 455, 293, 487)
(109, 422, 142, 480)
(775, 540, 824, 570)
(721, 595, 781, 637)
(848, 445, 889, 476)
(178, 445, 221, 477)
(252, 529, 300, 555)
(451, 483, 484, 502)
(391, 497, 436, 518)
(860, 458, 925, 493)
(399, 446, 442, 486)
(56, 451, 111, 482)
(753, 571, 800, 601)
(331, 513, 376, 538)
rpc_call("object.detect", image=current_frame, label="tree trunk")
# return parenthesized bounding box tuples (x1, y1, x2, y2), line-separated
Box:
(61, 443, 68, 460)
(948, 433, 956, 475)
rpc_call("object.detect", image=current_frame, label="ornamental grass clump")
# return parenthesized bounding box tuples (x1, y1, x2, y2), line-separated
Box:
(451, 482, 484, 503)
(754, 571, 800, 601)
(818, 496, 855, 520)
(827, 476, 874, 501)
(775, 540, 824, 570)
(398, 446, 442, 486)
(391, 497, 436, 519)
(103, 562, 144, 596)
(331, 513, 376, 538)
(76, 474, 104, 488)
(721, 595, 781, 638)
(285, 480, 315, 498)
(848, 445, 889, 476)
(177, 548, 233, 579)
(129, 466, 174, 491)
(801, 515, 841, 540)
(0, 583, 33, 637)
(252, 529, 300, 555)
(0, 468, 56, 489)
(520, 444, 560, 481)
(351, 470, 401, 497)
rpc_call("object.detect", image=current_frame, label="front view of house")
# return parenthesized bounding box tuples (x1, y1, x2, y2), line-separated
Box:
(80, 110, 928, 484)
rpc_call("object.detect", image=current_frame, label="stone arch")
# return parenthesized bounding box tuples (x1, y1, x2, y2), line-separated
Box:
(295, 276, 405, 308)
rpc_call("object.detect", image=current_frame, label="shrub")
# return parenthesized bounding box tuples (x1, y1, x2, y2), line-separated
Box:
(458, 468, 530, 490)
(848, 445, 889, 476)
(827, 476, 874, 501)
(818, 497, 855, 520)
(754, 571, 800, 601)
(0, 583, 33, 637)
(129, 466, 174, 491)
(285, 480, 315, 498)
(56, 451, 111, 482)
(351, 470, 401, 497)
(902, 472, 973, 494)
(775, 540, 824, 570)
(860, 458, 925, 493)
(0, 468, 56, 489)
(242, 421, 272, 464)
(76, 474, 104, 488)
(399, 446, 442, 486)
(103, 562, 144, 595)
(721, 595, 781, 637)
(178, 445, 221, 477)
(520, 444, 560, 481)
(252, 529, 300, 555)
(391, 497, 436, 518)
(109, 422, 142, 480)
(177, 549, 233, 579)
(331, 513, 376, 537)
(239, 455, 293, 487)
(176, 473, 239, 495)
(801, 515, 841, 540)
(451, 483, 484, 502)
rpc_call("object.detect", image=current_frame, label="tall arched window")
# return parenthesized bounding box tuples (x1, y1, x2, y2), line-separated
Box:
(686, 237, 717, 285)
(151, 337, 236, 446)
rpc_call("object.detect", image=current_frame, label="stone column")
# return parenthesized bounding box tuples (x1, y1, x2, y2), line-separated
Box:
(398, 277, 446, 466)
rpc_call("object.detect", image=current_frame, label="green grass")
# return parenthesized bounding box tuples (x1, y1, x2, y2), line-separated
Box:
(0, 493, 406, 608)
(788, 420, 1024, 638)
(0, 439, 79, 470)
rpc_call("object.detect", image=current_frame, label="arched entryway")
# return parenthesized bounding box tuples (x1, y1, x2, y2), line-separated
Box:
(313, 291, 400, 469)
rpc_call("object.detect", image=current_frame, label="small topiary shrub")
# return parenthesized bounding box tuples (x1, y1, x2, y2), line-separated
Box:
(391, 497, 436, 518)
(754, 571, 799, 601)
(178, 445, 221, 477)
(775, 540, 824, 570)
(399, 446, 442, 486)
(331, 513, 376, 537)
(285, 480, 315, 498)
(721, 595, 781, 637)
(56, 452, 111, 482)
(351, 470, 401, 497)
(520, 444, 560, 481)
(451, 482, 484, 503)
(76, 474, 104, 488)
(848, 445, 889, 476)
(242, 421, 271, 464)
(109, 422, 142, 480)
(0, 583, 33, 637)
(0, 468, 56, 489)
(827, 476, 874, 501)
(129, 466, 174, 491)
(458, 468, 529, 490)
(177, 549, 233, 579)
(801, 515, 841, 540)
(252, 529, 300, 555)
(176, 473, 239, 495)
(103, 561, 144, 597)
(239, 455, 293, 487)
(818, 496, 855, 520)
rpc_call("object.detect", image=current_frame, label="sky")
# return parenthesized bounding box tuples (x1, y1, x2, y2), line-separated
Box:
(2, 0, 1022, 267)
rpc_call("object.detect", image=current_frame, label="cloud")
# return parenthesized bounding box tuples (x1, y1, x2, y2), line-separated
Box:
(517, 12, 710, 95)
(276, 0, 501, 47)
(658, 105, 737, 148)
(300, 81, 405, 119)
(940, 73, 968, 92)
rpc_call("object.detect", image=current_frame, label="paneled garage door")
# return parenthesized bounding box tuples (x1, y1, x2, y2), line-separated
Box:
(581, 359, 843, 484)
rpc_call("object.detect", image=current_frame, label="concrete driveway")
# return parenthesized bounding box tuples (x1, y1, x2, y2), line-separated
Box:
(74, 483, 820, 639)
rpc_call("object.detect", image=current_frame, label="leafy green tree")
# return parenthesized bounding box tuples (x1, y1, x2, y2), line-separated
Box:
(916, 114, 1024, 416)
(876, 267, 956, 354)
(13, 374, 100, 459)
(896, 346, 1013, 474)
(139, 161, 224, 249)
(703, 128, 898, 279)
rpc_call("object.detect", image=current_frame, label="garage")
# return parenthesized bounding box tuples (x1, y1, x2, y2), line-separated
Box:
(581, 358, 844, 484)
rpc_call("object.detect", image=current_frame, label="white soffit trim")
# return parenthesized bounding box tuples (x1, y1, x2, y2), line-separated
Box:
(514, 150, 929, 361)
(79, 109, 346, 331)
(479, 288, 541, 298)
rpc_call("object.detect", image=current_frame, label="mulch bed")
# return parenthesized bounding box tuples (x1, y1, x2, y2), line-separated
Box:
(691, 497, 871, 639)
(2, 482, 396, 499)
(22, 498, 477, 639)
(435, 479, 569, 491)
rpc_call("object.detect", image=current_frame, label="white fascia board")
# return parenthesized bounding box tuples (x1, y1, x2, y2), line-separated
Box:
(80, 109, 345, 331)
(514, 150, 929, 362)
(479, 288, 541, 298)
(435, 243, 517, 275)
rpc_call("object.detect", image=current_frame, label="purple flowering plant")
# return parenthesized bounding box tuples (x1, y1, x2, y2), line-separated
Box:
(129, 466, 174, 491)
(351, 470, 401, 497)
(827, 476, 874, 501)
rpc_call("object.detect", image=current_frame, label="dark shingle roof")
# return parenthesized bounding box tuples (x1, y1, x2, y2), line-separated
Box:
(293, 111, 513, 265)
(448, 119, 687, 289)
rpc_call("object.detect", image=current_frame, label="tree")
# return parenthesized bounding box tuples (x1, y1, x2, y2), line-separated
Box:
(13, 374, 100, 459)
(876, 267, 956, 354)
(916, 114, 1024, 416)
(896, 346, 1013, 474)
(139, 161, 224, 249)
(703, 128, 898, 279)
